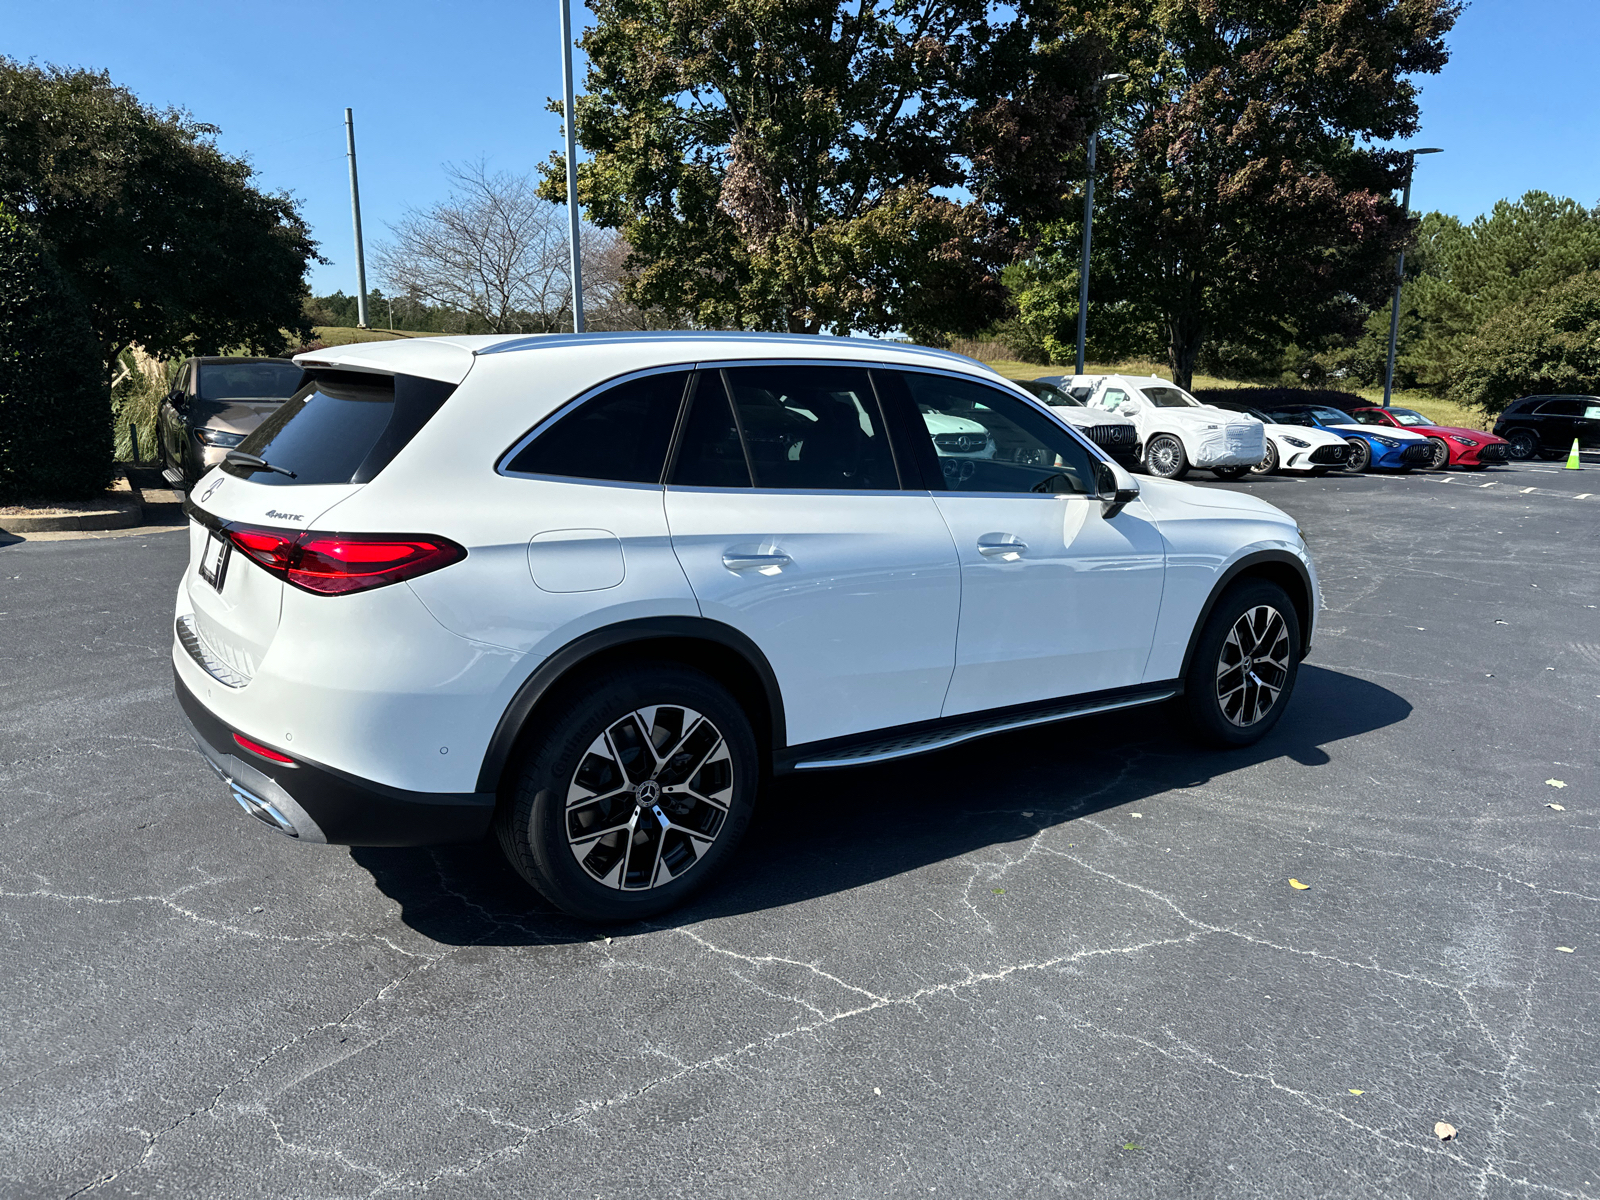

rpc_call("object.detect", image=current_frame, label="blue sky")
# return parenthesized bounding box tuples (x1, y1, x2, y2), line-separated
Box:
(7, 0, 1598, 298)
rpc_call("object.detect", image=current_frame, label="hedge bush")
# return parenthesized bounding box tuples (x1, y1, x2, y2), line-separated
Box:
(0, 208, 112, 502)
(1188, 386, 1368, 413)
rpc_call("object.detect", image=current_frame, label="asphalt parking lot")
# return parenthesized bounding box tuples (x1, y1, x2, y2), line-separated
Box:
(2, 461, 1596, 1199)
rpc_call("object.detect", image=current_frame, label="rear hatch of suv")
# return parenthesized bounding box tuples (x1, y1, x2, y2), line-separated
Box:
(179, 368, 458, 687)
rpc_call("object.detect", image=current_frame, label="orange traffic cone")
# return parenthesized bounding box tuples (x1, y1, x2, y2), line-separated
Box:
(1567, 438, 1582, 469)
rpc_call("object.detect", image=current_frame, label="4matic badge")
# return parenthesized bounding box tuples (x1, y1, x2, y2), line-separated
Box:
(265, 509, 304, 522)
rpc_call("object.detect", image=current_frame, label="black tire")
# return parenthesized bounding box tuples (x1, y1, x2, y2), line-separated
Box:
(1249, 441, 1280, 476)
(1343, 438, 1372, 472)
(1144, 434, 1189, 479)
(1212, 463, 1251, 480)
(1181, 580, 1301, 748)
(1426, 437, 1451, 470)
(495, 663, 758, 922)
(1504, 427, 1539, 461)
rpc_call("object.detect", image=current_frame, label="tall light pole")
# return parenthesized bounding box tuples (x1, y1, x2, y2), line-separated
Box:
(560, 0, 585, 333)
(1075, 74, 1129, 376)
(1382, 147, 1443, 407)
(344, 108, 370, 329)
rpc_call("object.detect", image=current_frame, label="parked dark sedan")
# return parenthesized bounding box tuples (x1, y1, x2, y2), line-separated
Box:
(158, 357, 306, 486)
(1492, 395, 1600, 461)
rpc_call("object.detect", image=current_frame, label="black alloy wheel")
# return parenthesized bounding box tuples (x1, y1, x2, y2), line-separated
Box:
(1181, 579, 1301, 748)
(1343, 438, 1372, 472)
(1504, 428, 1540, 461)
(496, 663, 758, 921)
(1427, 438, 1451, 470)
(1144, 434, 1189, 479)
(1249, 441, 1280, 476)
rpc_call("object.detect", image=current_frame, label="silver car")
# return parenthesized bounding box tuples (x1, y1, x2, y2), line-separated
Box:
(157, 357, 306, 486)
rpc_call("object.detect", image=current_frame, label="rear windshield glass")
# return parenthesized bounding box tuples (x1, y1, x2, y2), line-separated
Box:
(197, 361, 305, 401)
(226, 370, 455, 486)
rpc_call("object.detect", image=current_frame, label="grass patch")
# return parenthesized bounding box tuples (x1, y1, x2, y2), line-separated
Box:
(309, 325, 439, 346)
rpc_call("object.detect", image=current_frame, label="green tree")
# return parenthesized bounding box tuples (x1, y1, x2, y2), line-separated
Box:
(0, 59, 318, 372)
(1016, 0, 1460, 389)
(0, 208, 112, 501)
(545, 0, 1103, 342)
(1450, 270, 1600, 414)
(1386, 193, 1600, 390)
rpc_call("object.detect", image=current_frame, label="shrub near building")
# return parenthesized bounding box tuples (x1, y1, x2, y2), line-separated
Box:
(0, 208, 112, 502)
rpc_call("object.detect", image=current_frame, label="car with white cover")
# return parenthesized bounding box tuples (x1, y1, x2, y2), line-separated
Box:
(1080, 374, 1268, 480)
(172, 333, 1319, 920)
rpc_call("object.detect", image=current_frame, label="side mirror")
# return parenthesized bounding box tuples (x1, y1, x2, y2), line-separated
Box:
(1095, 460, 1140, 519)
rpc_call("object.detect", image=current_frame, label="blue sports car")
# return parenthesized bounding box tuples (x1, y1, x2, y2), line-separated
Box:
(1264, 404, 1436, 473)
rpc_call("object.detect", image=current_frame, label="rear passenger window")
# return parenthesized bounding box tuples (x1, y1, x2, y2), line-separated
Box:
(1536, 399, 1585, 416)
(723, 365, 898, 490)
(505, 370, 689, 483)
(670, 372, 751, 488)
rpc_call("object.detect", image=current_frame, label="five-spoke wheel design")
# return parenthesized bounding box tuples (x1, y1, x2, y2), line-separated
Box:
(566, 704, 732, 891)
(1215, 605, 1292, 727)
(496, 663, 757, 921)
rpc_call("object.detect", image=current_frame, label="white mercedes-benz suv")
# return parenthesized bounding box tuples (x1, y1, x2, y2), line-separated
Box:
(173, 333, 1318, 920)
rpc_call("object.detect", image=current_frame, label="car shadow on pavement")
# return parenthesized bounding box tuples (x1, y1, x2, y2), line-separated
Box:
(349, 664, 1410, 946)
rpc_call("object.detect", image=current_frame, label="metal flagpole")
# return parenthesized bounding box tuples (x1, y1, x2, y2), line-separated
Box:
(1383, 147, 1442, 408)
(345, 108, 370, 329)
(1075, 74, 1127, 376)
(560, 0, 585, 333)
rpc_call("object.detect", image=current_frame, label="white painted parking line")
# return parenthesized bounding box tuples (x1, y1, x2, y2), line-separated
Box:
(1480, 482, 1497, 487)
(1521, 487, 1538, 493)
(1577, 494, 1594, 500)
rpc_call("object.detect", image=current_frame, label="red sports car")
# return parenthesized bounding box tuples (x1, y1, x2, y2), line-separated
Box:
(1347, 407, 1511, 470)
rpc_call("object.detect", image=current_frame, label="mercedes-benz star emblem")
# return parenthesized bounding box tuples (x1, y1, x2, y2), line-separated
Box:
(200, 479, 223, 502)
(635, 780, 661, 807)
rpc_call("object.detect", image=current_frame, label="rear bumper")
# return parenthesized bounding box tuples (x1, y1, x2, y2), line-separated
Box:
(174, 668, 496, 847)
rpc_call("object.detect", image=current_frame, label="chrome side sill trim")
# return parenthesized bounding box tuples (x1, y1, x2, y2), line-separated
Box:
(175, 613, 250, 689)
(791, 689, 1177, 771)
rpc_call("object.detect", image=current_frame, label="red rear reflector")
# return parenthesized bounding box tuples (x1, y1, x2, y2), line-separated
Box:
(219, 525, 465, 596)
(233, 733, 295, 764)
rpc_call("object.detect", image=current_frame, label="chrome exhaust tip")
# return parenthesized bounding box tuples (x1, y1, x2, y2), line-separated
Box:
(228, 782, 300, 838)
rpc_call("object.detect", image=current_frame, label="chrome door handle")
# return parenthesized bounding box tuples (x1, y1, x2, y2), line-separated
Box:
(721, 551, 792, 572)
(977, 536, 1027, 557)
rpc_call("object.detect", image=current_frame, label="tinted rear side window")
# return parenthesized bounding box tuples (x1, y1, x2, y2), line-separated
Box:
(505, 370, 689, 483)
(723, 365, 898, 490)
(670, 373, 751, 488)
(227, 370, 455, 487)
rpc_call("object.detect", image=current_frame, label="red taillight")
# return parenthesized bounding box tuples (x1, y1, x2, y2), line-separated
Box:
(222, 525, 465, 596)
(288, 535, 466, 595)
(228, 526, 299, 573)
(233, 732, 295, 764)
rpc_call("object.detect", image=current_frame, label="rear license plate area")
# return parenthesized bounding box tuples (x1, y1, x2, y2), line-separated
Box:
(199, 532, 231, 591)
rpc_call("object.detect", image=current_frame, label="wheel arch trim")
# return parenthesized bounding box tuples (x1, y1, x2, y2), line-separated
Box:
(1177, 550, 1315, 683)
(475, 617, 787, 794)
